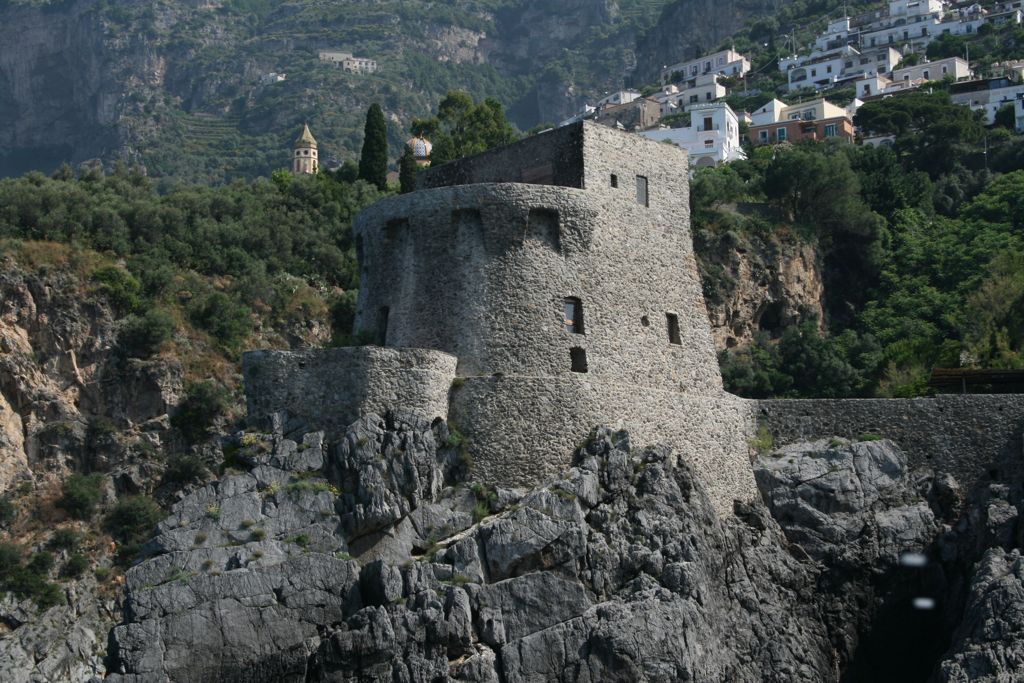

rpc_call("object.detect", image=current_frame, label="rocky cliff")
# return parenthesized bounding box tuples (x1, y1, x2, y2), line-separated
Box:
(89, 410, 1023, 682)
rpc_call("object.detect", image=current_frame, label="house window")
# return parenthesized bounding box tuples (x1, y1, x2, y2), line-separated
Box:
(827, 65, 833, 73)
(563, 298, 584, 334)
(666, 313, 682, 345)
(376, 307, 390, 346)
(689, 95, 699, 103)
(942, 66, 948, 74)
(923, 70, 930, 80)
(610, 174, 618, 188)
(636, 176, 649, 207)
(570, 348, 588, 373)
(824, 123, 838, 137)
(704, 139, 714, 148)
(777, 127, 787, 141)
(812, 69, 817, 77)
(706, 92, 712, 100)
(758, 130, 768, 142)
(703, 117, 713, 131)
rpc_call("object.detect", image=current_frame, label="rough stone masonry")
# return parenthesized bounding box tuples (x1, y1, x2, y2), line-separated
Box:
(244, 120, 1024, 516)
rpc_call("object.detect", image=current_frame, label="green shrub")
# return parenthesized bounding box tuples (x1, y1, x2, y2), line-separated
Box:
(858, 432, 883, 442)
(48, 528, 80, 552)
(163, 455, 207, 485)
(105, 496, 163, 566)
(59, 474, 105, 520)
(748, 423, 775, 456)
(188, 291, 252, 350)
(120, 308, 175, 357)
(0, 496, 15, 527)
(91, 265, 142, 314)
(63, 554, 90, 578)
(0, 544, 64, 609)
(171, 381, 230, 445)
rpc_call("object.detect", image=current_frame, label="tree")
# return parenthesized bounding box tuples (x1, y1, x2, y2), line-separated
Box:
(994, 103, 1016, 130)
(399, 145, 417, 194)
(415, 91, 518, 165)
(358, 103, 388, 191)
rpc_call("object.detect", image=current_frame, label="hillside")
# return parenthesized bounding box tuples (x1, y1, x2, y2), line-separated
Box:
(0, 0, 685, 183)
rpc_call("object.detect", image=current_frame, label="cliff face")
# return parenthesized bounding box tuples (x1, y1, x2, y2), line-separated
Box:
(697, 228, 828, 350)
(99, 415, 1024, 682)
(0, 0, 769, 180)
(0, 1, 120, 176)
(631, 0, 782, 82)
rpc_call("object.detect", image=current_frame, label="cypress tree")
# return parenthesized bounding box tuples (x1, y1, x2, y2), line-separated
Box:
(359, 103, 388, 191)
(399, 145, 417, 194)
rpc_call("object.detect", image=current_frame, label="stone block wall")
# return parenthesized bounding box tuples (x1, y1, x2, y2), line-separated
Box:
(757, 396, 1024, 490)
(241, 347, 456, 436)
(421, 123, 585, 190)
(449, 376, 758, 514)
(353, 125, 719, 394)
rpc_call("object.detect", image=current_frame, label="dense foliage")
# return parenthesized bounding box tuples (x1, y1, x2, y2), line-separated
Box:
(700, 92, 1024, 398)
(0, 165, 382, 359)
(413, 91, 519, 164)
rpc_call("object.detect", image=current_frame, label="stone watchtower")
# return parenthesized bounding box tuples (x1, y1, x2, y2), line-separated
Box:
(292, 124, 318, 174)
(350, 121, 757, 511)
(246, 121, 757, 513)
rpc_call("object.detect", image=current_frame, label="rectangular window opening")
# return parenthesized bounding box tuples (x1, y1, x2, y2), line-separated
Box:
(610, 174, 618, 188)
(635, 175, 649, 207)
(376, 307, 390, 347)
(667, 313, 682, 345)
(570, 347, 588, 373)
(563, 297, 584, 334)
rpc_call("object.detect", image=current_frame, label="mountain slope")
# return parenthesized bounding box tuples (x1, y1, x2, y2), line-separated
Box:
(0, 0, 683, 183)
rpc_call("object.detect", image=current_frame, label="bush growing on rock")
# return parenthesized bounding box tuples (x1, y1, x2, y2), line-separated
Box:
(59, 473, 106, 520)
(163, 455, 207, 486)
(172, 381, 230, 445)
(0, 544, 64, 609)
(90, 265, 142, 314)
(105, 496, 163, 566)
(120, 308, 175, 357)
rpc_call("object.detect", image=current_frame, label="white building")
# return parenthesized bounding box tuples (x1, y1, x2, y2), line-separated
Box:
(640, 102, 745, 168)
(950, 77, 1024, 123)
(318, 50, 377, 74)
(596, 91, 642, 108)
(749, 98, 788, 127)
(892, 56, 972, 84)
(1015, 92, 1024, 131)
(559, 105, 597, 127)
(661, 49, 750, 85)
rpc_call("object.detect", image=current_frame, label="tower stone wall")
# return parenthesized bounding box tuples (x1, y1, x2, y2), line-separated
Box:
(353, 122, 719, 393)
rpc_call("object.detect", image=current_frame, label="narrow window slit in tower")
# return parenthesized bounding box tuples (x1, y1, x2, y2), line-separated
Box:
(610, 174, 619, 188)
(377, 307, 390, 346)
(636, 175, 649, 207)
(667, 313, 681, 345)
(570, 347, 588, 373)
(564, 297, 584, 334)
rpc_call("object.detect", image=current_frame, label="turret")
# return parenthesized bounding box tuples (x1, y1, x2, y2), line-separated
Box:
(292, 124, 319, 174)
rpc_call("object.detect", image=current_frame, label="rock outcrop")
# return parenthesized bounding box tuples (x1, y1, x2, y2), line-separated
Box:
(105, 415, 839, 682)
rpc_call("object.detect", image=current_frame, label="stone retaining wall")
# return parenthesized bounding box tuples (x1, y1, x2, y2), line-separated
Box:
(241, 347, 456, 435)
(449, 375, 758, 514)
(757, 396, 1024, 490)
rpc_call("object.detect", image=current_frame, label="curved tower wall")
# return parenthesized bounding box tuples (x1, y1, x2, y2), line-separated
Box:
(353, 123, 722, 395)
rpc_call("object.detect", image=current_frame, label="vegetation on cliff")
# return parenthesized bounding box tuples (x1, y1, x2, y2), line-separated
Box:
(703, 93, 1024, 398)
